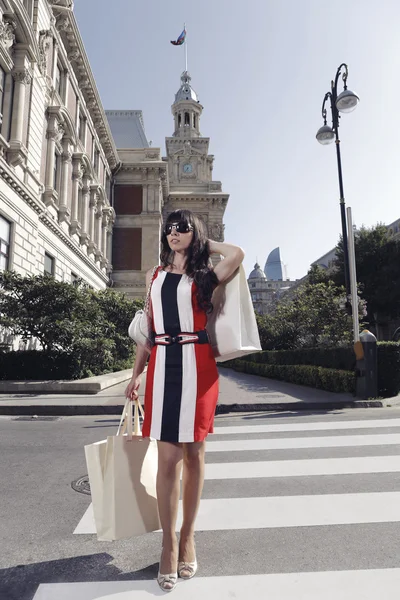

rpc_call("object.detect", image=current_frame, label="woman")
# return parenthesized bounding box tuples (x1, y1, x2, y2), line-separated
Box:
(125, 209, 244, 592)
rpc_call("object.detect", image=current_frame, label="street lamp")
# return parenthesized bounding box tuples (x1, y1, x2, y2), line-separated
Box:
(316, 63, 360, 298)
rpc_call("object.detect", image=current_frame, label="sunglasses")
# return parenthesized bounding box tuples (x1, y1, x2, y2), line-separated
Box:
(165, 221, 194, 235)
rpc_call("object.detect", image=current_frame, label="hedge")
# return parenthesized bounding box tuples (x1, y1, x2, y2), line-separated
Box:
(231, 360, 356, 394)
(0, 349, 135, 381)
(377, 342, 400, 398)
(223, 342, 400, 398)
(248, 347, 356, 371)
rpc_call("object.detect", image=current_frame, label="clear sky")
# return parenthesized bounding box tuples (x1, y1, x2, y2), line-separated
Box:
(74, 0, 400, 280)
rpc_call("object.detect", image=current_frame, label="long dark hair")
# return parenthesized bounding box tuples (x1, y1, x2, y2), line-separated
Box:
(160, 209, 218, 313)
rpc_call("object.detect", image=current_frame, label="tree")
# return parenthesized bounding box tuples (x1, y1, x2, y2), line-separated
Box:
(333, 225, 400, 327)
(0, 271, 89, 351)
(0, 271, 140, 377)
(256, 277, 365, 351)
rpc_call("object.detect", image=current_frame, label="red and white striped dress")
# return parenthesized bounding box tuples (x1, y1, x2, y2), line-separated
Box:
(142, 268, 219, 443)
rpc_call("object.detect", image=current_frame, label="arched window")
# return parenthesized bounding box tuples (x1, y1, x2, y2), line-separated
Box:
(184, 112, 190, 126)
(193, 115, 197, 129)
(178, 114, 181, 127)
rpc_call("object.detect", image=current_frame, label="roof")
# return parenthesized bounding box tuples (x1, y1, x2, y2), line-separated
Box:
(175, 71, 199, 103)
(105, 110, 149, 149)
(248, 262, 266, 280)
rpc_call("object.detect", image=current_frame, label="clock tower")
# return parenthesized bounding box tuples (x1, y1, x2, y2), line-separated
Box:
(164, 71, 229, 247)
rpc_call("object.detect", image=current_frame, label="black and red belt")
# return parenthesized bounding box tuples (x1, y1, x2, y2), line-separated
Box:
(153, 330, 209, 346)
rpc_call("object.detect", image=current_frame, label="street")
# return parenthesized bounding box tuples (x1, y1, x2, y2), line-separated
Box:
(1, 406, 400, 599)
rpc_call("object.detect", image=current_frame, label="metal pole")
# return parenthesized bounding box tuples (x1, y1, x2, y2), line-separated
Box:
(184, 23, 188, 71)
(331, 77, 351, 299)
(347, 206, 360, 342)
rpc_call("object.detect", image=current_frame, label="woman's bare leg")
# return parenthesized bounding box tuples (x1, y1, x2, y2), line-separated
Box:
(157, 440, 183, 582)
(179, 441, 206, 573)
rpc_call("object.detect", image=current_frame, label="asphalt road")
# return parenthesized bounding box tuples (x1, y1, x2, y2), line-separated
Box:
(1, 407, 400, 599)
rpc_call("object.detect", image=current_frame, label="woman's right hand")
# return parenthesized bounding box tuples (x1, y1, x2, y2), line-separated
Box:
(125, 375, 142, 401)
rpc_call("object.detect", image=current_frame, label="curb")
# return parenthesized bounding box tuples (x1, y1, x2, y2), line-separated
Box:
(0, 370, 134, 395)
(0, 399, 388, 416)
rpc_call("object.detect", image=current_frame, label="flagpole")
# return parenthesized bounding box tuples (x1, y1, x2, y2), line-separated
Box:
(184, 22, 188, 72)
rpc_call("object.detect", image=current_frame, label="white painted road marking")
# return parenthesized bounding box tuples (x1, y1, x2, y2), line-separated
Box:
(206, 433, 400, 451)
(32, 568, 400, 599)
(205, 454, 400, 479)
(213, 418, 400, 435)
(74, 490, 400, 534)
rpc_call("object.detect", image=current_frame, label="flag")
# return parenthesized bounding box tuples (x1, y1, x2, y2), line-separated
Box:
(171, 28, 186, 46)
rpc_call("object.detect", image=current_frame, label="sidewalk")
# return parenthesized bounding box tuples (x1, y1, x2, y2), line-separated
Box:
(0, 368, 398, 415)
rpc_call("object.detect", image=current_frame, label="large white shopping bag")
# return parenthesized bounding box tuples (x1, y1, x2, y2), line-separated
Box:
(84, 399, 160, 541)
(207, 264, 262, 362)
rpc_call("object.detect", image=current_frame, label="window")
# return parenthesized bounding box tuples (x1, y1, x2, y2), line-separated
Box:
(0, 215, 11, 271)
(184, 112, 190, 126)
(55, 63, 62, 96)
(178, 114, 181, 127)
(44, 252, 54, 276)
(53, 152, 60, 191)
(94, 147, 100, 174)
(193, 115, 197, 129)
(0, 66, 5, 129)
(71, 272, 79, 286)
(105, 174, 111, 201)
(78, 115, 86, 144)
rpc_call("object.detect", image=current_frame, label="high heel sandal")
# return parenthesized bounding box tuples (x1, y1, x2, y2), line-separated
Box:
(178, 557, 198, 580)
(157, 549, 178, 593)
(157, 571, 178, 593)
(178, 539, 198, 580)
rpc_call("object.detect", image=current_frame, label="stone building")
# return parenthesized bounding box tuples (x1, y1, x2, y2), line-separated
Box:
(163, 71, 228, 252)
(0, 0, 116, 292)
(0, 1, 229, 304)
(248, 248, 297, 315)
(105, 70, 229, 297)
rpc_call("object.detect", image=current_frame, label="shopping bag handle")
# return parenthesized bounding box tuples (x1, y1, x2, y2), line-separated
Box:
(117, 399, 145, 439)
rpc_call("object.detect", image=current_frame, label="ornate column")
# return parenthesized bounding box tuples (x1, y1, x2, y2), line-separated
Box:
(51, 41, 58, 85)
(100, 208, 110, 269)
(88, 186, 98, 257)
(43, 114, 64, 208)
(70, 154, 83, 236)
(58, 137, 72, 222)
(8, 69, 32, 167)
(106, 208, 115, 274)
(79, 176, 91, 247)
(95, 196, 104, 261)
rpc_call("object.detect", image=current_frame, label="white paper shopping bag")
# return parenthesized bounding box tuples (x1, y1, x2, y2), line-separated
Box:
(85, 400, 160, 541)
(207, 264, 262, 362)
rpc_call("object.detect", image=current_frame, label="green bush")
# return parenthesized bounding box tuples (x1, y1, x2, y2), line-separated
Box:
(249, 347, 355, 371)
(0, 270, 139, 380)
(0, 350, 78, 380)
(377, 342, 400, 397)
(231, 360, 356, 394)
(222, 343, 400, 398)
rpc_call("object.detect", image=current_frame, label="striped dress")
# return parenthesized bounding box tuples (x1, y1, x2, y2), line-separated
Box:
(142, 268, 219, 443)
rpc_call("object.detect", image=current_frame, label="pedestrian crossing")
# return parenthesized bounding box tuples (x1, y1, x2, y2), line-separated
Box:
(33, 413, 400, 598)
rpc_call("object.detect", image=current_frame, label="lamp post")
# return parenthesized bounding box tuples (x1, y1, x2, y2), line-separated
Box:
(316, 63, 360, 298)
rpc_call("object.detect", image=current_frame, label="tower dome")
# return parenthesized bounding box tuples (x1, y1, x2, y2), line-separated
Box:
(249, 262, 267, 280)
(172, 71, 203, 139)
(175, 71, 199, 103)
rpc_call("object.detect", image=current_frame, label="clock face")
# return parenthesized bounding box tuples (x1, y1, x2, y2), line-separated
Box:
(183, 163, 193, 173)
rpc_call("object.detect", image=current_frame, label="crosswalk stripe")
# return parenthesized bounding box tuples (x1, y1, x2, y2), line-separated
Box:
(74, 490, 400, 534)
(206, 433, 400, 451)
(213, 418, 400, 435)
(32, 568, 400, 599)
(205, 455, 400, 479)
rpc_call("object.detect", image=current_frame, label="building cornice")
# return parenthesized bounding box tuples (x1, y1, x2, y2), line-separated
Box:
(48, 2, 119, 170)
